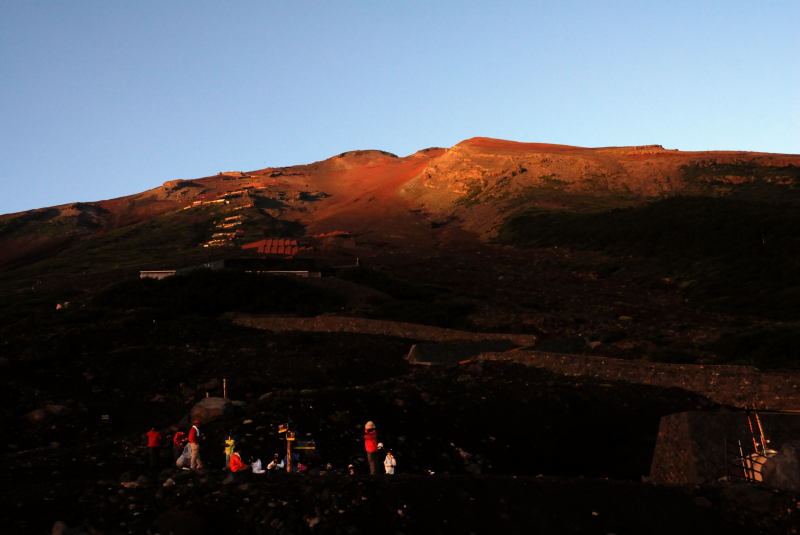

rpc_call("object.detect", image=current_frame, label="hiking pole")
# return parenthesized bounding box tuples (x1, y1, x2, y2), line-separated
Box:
(746, 412, 759, 452)
(754, 410, 768, 455)
(738, 440, 748, 480)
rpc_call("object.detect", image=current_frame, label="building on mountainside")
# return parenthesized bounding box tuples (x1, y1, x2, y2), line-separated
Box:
(241, 238, 311, 258)
(138, 257, 325, 280)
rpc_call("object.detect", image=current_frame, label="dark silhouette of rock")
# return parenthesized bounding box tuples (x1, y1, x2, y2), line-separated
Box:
(190, 396, 231, 423)
(762, 440, 800, 491)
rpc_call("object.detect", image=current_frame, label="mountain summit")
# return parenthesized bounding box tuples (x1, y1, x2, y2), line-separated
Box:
(1, 137, 798, 270)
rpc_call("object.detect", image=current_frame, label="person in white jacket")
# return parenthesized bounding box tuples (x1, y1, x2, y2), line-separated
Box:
(251, 457, 265, 474)
(383, 450, 397, 475)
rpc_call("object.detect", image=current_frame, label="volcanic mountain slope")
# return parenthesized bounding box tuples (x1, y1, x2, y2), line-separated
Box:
(2, 137, 799, 269)
(5, 140, 800, 533)
(2, 137, 800, 365)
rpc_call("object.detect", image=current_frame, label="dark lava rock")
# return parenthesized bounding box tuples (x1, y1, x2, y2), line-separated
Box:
(190, 397, 231, 423)
(763, 440, 800, 491)
(155, 508, 212, 535)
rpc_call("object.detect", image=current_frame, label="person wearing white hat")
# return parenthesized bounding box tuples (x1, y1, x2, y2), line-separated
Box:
(363, 421, 379, 475)
(383, 449, 396, 475)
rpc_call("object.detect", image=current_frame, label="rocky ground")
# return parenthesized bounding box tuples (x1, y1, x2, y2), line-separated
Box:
(4, 240, 800, 534)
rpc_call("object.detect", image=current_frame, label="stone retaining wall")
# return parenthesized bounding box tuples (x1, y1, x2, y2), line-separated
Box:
(230, 314, 538, 346)
(230, 314, 800, 411)
(479, 351, 800, 411)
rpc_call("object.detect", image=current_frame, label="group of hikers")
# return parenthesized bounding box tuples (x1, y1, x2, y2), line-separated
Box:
(145, 419, 398, 476)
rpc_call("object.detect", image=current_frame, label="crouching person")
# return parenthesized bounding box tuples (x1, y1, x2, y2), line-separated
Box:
(229, 450, 249, 472)
(175, 443, 191, 469)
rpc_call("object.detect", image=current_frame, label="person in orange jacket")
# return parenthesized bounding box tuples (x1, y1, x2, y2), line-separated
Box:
(145, 427, 163, 469)
(229, 450, 249, 472)
(172, 431, 187, 461)
(363, 421, 379, 475)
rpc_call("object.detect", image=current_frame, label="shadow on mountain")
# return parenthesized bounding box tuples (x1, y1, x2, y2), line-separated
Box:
(497, 196, 800, 320)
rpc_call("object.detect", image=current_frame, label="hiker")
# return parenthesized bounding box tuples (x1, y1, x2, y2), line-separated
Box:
(229, 450, 248, 472)
(188, 420, 203, 470)
(224, 434, 236, 470)
(267, 453, 284, 471)
(320, 462, 335, 474)
(363, 421, 379, 475)
(251, 456, 265, 474)
(347, 463, 356, 475)
(175, 442, 191, 469)
(172, 431, 187, 461)
(145, 427, 163, 469)
(384, 449, 397, 474)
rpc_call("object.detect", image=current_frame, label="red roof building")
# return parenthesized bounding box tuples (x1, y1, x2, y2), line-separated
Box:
(241, 238, 309, 257)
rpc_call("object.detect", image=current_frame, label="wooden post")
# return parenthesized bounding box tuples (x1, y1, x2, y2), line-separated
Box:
(286, 430, 295, 473)
(223, 378, 228, 399)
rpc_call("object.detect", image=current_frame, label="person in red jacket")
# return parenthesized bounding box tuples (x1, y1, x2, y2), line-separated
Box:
(188, 420, 203, 470)
(363, 421, 379, 475)
(145, 427, 163, 469)
(172, 431, 187, 461)
(229, 450, 248, 472)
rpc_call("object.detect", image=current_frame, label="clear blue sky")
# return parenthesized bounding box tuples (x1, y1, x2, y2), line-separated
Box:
(1, 1, 798, 214)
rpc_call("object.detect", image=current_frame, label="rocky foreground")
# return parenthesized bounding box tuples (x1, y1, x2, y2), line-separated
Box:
(6, 351, 800, 534)
(9, 461, 800, 535)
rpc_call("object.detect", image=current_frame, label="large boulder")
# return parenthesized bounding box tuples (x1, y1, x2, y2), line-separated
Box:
(762, 440, 800, 491)
(190, 397, 231, 423)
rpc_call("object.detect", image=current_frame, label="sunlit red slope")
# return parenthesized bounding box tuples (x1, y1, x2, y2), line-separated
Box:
(2, 137, 799, 267)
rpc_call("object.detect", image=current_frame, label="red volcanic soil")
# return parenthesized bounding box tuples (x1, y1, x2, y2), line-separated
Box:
(458, 136, 585, 153)
(3, 137, 800, 266)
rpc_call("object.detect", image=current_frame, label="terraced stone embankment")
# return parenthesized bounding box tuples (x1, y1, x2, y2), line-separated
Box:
(231, 314, 800, 411)
(230, 313, 538, 346)
(480, 350, 800, 411)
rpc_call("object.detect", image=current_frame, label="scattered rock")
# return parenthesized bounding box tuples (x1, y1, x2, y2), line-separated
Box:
(155, 508, 212, 535)
(51, 521, 69, 535)
(720, 484, 774, 514)
(45, 404, 69, 416)
(201, 378, 220, 390)
(25, 408, 47, 424)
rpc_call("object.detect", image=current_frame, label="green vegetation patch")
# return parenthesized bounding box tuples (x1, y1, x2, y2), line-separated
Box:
(681, 161, 800, 199)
